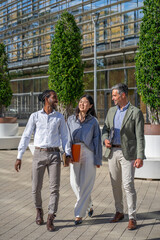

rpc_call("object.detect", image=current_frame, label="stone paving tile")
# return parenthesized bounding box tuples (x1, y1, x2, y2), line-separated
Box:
(0, 148, 160, 240)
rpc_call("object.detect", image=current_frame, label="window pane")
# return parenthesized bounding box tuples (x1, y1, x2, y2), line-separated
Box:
(92, 0, 106, 9)
(125, 53, 135, 66)
(83, 72, 94, 89)
(122, 0, 137, 11)
(97, 71, 107, 88)
(109, 69, 125, 88)
(23, 80, 33, 92)
(127, 68, 135, 87)
(107, 55, 124, 69)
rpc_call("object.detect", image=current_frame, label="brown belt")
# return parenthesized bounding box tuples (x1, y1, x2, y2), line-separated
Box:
(35, 147, 60, 152)
(112, 144, 121, 148)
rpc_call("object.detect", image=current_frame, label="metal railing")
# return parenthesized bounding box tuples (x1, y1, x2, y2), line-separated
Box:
(6, 92, 43, 119)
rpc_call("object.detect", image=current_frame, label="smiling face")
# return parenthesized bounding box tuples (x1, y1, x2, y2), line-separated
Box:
(78, 97, 93, 114)
(46, 91, 58, 109)
(112, 89, 128, 108)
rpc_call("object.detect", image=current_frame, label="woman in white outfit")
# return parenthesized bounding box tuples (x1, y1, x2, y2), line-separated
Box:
(65, 95, 102, 225)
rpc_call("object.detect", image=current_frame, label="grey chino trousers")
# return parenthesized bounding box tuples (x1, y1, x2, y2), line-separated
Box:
(32, 148, 61, 214)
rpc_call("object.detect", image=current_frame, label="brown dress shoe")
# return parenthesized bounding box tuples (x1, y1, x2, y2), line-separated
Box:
(36, 208, 44, 225)
(110, 212, 124, 223)
(128, 219, 137, 230)
(47, 214, 55, 232)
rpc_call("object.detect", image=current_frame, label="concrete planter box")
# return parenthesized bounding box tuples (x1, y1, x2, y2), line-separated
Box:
(135, 124, 160, 179)
(0, 118, 21, 149)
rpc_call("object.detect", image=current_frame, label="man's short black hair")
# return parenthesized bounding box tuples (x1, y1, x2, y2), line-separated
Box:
(38, 90, 56, 104)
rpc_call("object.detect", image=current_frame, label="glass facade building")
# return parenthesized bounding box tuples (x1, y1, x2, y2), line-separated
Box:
(0, 0, 146, 123)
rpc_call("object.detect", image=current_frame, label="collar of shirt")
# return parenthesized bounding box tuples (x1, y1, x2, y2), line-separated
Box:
(117, 101, 130, 112)
(77, 114, 93, 124)
(40, 108, 56, 116)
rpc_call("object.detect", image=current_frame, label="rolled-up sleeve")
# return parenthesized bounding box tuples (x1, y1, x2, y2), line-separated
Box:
(59, 116, 68, 152)
(17, 114, 36, 159)
(65, 118, 72, 156)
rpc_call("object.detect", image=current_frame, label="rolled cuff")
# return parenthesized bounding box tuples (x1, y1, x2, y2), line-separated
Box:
(17, 151, 23, 160)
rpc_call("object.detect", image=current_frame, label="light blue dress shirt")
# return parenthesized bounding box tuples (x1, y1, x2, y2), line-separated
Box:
(113, 102, 130, 145)
(65, 114, 102, 166)
(17, 109, 68, 159)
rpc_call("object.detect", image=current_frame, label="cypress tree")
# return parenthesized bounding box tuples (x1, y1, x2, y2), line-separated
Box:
(48, 11, 84, 118)
(0, 43, 12, 117)
(135, 0, 160, 124)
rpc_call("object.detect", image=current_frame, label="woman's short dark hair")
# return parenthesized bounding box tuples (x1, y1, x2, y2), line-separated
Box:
(38, 90, 56, 104)
(75, 94, 97, 118)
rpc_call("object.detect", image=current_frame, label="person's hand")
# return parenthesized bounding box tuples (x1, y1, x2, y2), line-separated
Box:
(64, 156, 73, 167)
(96, 165, 100, 168)
(69, 157, 74, 164)
(133, 158, 143, 168)
(15, 159, 22, 172)
(104, 139, 112, 149)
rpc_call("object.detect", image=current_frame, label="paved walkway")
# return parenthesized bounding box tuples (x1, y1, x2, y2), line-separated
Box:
(0, 147, 160, 240)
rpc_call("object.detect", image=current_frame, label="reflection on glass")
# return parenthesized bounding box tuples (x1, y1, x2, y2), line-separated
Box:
(123, 11, 135, 23)
(97, 58, 105, 70)
(107, 55, 124, 69)
(83, 33, 91, 43)
(97, 71, 107, 88)
(83, 3, 91, 12)
(109, 69, 125, 88)
(84, 59, 94, 71)
(122, 0, 137, 11)
(92, 0, 106, 9)
(124, 23, 134, 35)
(41, 78, 49, 90)
(11, 82, 18, 93)
(99, 7, 110, 17)
(110, 4, 120, 14)
(111, 26, 121, 38)
(127, 68, 135, 87)
(125, 53, 135, 66)
(83, 72, 94, 89)
(110, 15, 121, 26)
(128, 89, 135, 106)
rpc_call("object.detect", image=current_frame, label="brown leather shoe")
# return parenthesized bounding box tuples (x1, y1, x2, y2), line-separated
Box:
(47, 214, 55, 232)
(110, 212, 124, 223)
(128, 219, 137, 230)
(36, 208, 44, 225)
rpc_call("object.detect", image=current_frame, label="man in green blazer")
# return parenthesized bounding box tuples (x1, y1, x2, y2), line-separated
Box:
(102, 83, 145, 230)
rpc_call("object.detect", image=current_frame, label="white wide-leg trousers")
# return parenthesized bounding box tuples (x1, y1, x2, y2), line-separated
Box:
(70, 143, 96, 218)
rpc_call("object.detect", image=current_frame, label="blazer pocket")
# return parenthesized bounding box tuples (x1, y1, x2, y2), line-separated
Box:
(128, 140, 136, 155)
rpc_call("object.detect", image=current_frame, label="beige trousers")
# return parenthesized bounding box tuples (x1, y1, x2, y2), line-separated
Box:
(32, 149, 61, 214)
(108, 148, 136, 220)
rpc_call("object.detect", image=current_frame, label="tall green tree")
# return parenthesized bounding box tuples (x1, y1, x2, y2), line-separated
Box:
(135, 0, 160, 124)
(0, 43, 12, 117)
(48, 11, 84, 118)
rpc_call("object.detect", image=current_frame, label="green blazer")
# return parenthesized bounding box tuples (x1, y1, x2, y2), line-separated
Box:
(102, 104, 145, 160)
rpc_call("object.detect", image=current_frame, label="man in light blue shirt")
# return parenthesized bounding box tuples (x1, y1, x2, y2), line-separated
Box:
(15, 90, 68, 232)
(112, 101, 130, 145)
(102, 83, 145, 230)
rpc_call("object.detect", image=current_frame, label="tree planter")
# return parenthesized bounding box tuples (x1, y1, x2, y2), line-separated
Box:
(0, 117, 21, 149)
(0, 117, 17, 123)
(135, 124, 160, 179)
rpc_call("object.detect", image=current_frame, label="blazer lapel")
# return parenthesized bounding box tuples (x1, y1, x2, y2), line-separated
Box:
(121, 104, 133, 130)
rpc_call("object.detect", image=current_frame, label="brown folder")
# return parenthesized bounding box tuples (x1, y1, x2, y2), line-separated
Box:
(72, 144, 81, 162)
